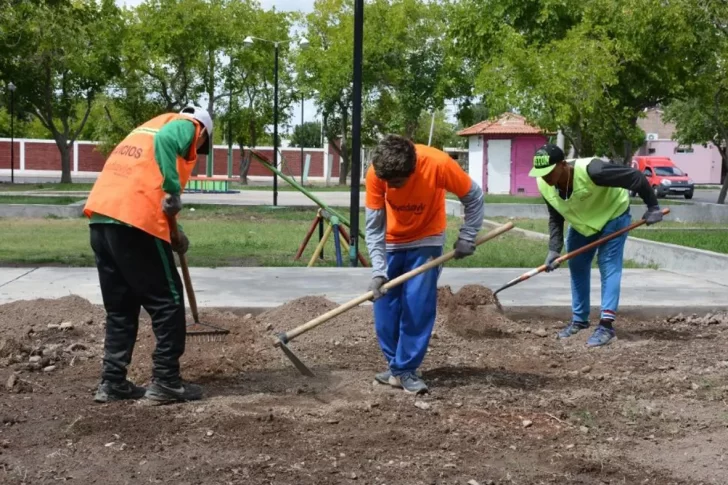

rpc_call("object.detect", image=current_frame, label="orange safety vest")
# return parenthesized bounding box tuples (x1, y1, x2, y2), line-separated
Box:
(83, 113, 202, 243)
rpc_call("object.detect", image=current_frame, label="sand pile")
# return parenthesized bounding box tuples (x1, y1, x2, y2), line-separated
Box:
(438, 284, 513, 338)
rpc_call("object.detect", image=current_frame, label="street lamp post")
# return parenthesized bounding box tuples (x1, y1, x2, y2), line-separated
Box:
(8, 82, 16, 184)
(349, 0, 364, 267)
(300, 91, 304, 184)
(244, 36, 309, 206)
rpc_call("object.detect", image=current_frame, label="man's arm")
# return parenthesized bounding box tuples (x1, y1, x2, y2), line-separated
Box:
(458, 182, 485, 243)
(546, 200, 565, 253)
(365, 208, 388, 278)
(364, 167, 388, 278)
(154, 119, 197, 195)
(586, 159, 659, 208)
(437, 157, 484, 242)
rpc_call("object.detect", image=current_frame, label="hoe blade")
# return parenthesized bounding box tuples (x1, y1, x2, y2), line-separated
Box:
(277, 340, 315, 377)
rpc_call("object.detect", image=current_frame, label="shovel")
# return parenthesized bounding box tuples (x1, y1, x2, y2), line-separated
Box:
(273, 222, 515, 376)
(493, 208, 670, 296)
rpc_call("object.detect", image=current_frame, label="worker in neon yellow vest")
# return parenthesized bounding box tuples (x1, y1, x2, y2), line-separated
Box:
(529, 144, 663, 347)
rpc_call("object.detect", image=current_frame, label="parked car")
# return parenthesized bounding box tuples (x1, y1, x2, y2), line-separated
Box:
(631, 156, 695, 199)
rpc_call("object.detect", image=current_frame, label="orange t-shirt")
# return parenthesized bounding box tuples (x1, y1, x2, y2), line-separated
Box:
(365, 144, 473, 244)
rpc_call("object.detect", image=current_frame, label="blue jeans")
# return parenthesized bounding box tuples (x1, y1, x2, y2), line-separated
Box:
(566, 211, 631, 324)
(373, 246, 442, 376)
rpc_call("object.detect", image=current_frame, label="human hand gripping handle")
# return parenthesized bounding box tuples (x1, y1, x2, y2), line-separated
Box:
(163, 194, 189, 255)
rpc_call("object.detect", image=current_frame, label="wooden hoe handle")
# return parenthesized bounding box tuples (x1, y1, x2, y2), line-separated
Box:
(278, 222, 515, 344)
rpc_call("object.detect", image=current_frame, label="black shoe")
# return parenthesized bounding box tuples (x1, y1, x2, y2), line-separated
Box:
(144, 379, 203, 404)
(94, 379, 146, 403)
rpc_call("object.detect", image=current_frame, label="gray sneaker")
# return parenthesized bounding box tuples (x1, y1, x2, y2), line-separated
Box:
(94, 379, 146, 403)
(144, 379, 203, 404)
(393, 373, 428, 395)
(375, 369, 396, 386)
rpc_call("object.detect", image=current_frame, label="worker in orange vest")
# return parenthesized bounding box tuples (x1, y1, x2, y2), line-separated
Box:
(83, 106, 212, 405)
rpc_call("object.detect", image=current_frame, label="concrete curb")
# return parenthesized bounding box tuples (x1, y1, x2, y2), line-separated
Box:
(0, 204, 84, 218)
(450, 201, 728, 224)
(479, 218, 728, 273)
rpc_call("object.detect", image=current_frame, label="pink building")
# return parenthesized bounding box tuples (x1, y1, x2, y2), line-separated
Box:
(636, 108, 723, 184)
(458, 113, 552, 195)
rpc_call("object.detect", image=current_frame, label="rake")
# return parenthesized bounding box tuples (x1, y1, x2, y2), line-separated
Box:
(167, 213, 230, 343)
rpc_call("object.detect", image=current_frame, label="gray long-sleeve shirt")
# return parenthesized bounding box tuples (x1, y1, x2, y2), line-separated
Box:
(366, 182, 485, 278)
(546, 159, 660, 252)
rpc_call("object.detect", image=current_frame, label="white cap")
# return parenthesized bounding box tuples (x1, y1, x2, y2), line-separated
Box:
(180, 106, 213, 154)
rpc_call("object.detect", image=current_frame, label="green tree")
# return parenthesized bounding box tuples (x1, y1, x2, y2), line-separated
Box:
(290, 121, 322, 148)
(662, 0, 728, 203)
(450, 0, 713, 164)
(413, 109, 462, 149)
(0, 0, 123, 182)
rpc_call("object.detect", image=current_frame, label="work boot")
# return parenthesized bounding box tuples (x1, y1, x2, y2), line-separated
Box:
(557, 320, 590, 339)
(94, 379, 146, 403)
(392, 373, 429, 395)
(587, 324, 616, 347)
(144, 378, 203, 404)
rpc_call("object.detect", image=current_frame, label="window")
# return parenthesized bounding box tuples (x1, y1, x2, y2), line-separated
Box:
(644, 168, 653, 176)
(648, 148, 656, 154)
(653, 166, 684, 176)
(675, 144, 694, 154)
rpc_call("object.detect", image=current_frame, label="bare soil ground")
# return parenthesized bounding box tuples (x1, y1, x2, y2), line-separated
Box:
(1, 287, 728, 485)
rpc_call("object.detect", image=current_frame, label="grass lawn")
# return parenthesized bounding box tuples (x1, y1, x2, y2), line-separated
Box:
(0, 195, 85, 205)
(0, 205, 624, 268)
(446, 193, 686, 205)
(229, 183, 363, 192)
(491, 217, 728, 254)
(0, 183, 95, 192)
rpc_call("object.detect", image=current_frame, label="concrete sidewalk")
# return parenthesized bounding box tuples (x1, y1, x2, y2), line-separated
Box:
(0, 267, 725, 318)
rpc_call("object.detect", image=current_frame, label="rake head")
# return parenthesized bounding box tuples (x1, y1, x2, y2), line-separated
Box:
(186, 322, 230, 343)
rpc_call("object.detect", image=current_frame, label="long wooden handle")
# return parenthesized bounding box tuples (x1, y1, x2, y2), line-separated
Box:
(279, 222, 515, 344)
(166, 214, 200, 324)
(493, 208, 670, 295)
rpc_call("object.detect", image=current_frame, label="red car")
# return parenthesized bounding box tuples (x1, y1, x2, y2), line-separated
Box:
(632, 156, 695, 199)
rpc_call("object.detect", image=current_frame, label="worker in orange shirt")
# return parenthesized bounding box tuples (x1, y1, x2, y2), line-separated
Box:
(365, 135, 484, 394)
(83, 106, 212, 405)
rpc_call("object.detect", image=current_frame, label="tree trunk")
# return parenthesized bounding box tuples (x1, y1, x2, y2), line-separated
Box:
(59, 140, 73, 184)
(717, 147, 728, 204)
(338, 109, 350, 186)
(239, 152, 251, 185)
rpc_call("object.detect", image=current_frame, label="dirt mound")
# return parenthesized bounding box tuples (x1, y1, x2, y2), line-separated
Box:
(0, 296, 105, 373)
(438, 284, 513, 338)
(256, 296, 339, 333)
(128, 309, 277, 383)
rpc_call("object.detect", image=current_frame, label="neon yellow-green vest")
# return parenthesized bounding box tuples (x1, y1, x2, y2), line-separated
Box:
(537, 158, 630, 237)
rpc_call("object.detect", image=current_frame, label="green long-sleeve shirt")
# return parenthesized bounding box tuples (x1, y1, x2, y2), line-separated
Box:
(89, 119, 197, 225)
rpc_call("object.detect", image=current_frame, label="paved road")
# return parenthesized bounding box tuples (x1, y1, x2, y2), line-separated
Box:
(1, 267, 726, 318)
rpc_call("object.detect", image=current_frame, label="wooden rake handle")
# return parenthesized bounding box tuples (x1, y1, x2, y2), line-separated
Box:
(277, 222, 515, 345)
(166, 212, 200, 324)
(493, 208, 670, 296)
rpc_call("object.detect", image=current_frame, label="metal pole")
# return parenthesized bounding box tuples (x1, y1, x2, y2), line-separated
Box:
(273, 43, 279, 206)
(349, 0, 364, 267)
(428, 110, 435, 146)
(10, 87, 15, 184)
(300, 92, 304, 184)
